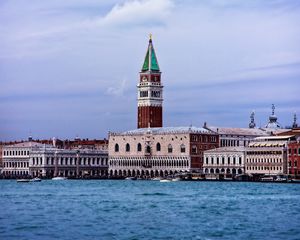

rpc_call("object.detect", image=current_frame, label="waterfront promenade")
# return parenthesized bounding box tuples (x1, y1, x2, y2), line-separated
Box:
(1, 180, 300, 240)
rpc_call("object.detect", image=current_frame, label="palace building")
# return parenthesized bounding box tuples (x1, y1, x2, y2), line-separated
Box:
(108, 36, 219, 177)
(109, 127, 219, 177)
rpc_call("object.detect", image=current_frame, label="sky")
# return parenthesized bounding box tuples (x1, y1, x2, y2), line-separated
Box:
(0, 0, 300, 141)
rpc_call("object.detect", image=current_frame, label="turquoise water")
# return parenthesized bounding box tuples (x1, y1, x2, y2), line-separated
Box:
(1, 180, 300, 240)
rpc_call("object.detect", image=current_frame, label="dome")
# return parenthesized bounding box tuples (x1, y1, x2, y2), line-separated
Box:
(265, 104, 281, 129)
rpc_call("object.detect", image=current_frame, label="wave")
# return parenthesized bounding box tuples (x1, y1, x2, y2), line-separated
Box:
(137, 192, 170, 196)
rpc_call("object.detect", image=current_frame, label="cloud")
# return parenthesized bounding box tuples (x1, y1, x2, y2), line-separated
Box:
(101, 0, 173, 26)
(1, 0, 300, 140)
(106, 78, 128, 96)
(0, 0, 174, 59)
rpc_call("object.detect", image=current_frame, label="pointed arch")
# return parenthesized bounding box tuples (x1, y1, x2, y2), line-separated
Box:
(126, 143, 130, 152)
(192, 145, 197, 154)
(180, 144, 186, 153)
(137, 143, 142, 152)
(146, 145, 151, 154)
(156, 142, 161, 152)
(168, 144, 173, 153)
(115, 144, 119, 152)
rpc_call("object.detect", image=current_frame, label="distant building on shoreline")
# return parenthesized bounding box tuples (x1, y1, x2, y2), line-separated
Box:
(2, 141, 50, 177)
(109, 127, 218, 177)
(203, 146, 246, 177)
(245, 136, 293, 176)
(30, 148, 108, 178)
(1, 137, 108, 179)
(276, 128, 300, 177)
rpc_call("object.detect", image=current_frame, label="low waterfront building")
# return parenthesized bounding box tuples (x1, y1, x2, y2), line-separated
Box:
(203, 147, 245, 176)
(30, 148, 108, 178)
(1, 140, 109, 178)
(108, 126, 219, 177)
(245, 136, 294, 176)
(1, 141, 51, 177)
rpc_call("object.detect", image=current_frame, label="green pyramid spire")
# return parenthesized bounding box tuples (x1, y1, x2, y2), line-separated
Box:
(141, 35, 160, 72)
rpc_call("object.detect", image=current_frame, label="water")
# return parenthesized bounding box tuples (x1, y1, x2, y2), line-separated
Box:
(1, 180, 300, 240)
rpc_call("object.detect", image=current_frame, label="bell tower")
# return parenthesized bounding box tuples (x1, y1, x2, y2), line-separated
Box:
(137, 35, 163, 128)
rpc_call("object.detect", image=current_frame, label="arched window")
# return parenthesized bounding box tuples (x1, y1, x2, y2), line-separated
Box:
(126, 143, 130, 152)
(168, 144, 173, 153)
(192, 145, 197, 154)
(156, 142, 161, 151)
(180, 144, 186, 153)
(137, 143, 142, 152)
(115, 143, 119, 152)
(146, 145, 151, 154)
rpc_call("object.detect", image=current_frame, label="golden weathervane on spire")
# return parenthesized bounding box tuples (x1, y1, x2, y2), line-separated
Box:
(149, 33, 152, 40)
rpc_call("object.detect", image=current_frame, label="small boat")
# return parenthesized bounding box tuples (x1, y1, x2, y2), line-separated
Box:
(151, 177, 162, 181)
(224, 177, 233, 181)
(160, 179, 171, 183)
(291, 179, 300, 183)
(52, 177, 67, 180)
(172, 177, 182, 182)
(205, 176, 218, 180)
(125, 177, 137, 180)
(17, 179, 30, 183)
(260, 177, 274, 182)
(274, 177, 287, 182)
(30, 177, 42, 182)
(191, 176, 203, 180)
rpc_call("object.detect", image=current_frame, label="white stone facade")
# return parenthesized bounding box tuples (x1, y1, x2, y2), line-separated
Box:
(203, 147, 245, 176)
(108, 127, 219, 177)
(30, 148, 108, 178)
(1, 141, 108, 178)
(1, 142, 49, 177)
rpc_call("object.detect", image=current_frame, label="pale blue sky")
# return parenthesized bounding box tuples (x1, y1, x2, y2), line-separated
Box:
(1, 0, 300, 141)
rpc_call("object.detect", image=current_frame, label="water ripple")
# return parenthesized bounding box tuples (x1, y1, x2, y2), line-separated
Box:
(0, 180, 300, 240)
